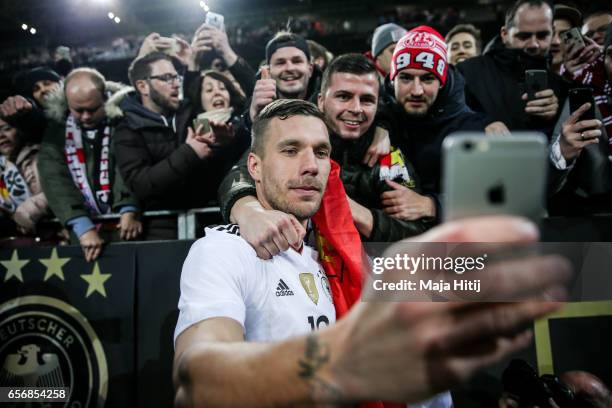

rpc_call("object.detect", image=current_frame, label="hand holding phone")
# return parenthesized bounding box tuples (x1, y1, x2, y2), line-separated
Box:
(158, 37, 181, 55)
(569, 88, 596, 121)
(560, 28, 585, 54)
(563, 35, 602, 75)
(558, 89, 602, 161)
(525, 70, 548, 101)
(192, 117, 212, 135)
(522, 70, 558, 120)
(205, 12, 225, 30)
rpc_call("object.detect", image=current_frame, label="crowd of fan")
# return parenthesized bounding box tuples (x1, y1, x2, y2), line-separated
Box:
(0, 1, 611, 266)
(0, 6, 466, 72)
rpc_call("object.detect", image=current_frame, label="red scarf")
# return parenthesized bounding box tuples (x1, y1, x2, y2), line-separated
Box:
(312, 160, 404, 408)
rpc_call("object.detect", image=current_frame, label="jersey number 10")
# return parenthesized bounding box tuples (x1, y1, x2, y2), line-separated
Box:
(308, 315, 330, 331)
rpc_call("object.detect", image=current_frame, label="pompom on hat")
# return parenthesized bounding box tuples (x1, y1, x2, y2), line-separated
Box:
(389, 25, 448, 86)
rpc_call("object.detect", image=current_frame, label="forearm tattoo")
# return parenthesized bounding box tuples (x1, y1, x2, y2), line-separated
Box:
(299, 334, 330, 378)
(298, 334, 344, 402)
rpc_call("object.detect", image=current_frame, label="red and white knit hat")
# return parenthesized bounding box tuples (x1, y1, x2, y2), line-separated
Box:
(389, 25, 448, 86)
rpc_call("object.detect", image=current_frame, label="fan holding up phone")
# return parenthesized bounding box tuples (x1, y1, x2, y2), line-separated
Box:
(192, 12, 235, 64)
(562, 27, 601, 75)
(190, 12, 256, 97)
(550, 4, 583, 74)
(555, 87, 603, 164)
(522, 69, 559, 121)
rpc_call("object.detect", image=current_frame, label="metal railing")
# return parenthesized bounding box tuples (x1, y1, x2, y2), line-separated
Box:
(33, 207, 222, 241)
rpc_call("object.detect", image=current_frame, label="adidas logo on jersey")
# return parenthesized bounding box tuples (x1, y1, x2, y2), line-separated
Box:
(276, 279, 294, 297)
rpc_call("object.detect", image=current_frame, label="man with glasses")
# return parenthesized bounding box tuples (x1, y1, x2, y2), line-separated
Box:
(457, 0, 568, 135)
(38, 67, 141, 261)
(114, 51, 247, 239)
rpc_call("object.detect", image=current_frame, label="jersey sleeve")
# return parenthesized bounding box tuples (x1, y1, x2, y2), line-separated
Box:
(174, 229, 254, 345)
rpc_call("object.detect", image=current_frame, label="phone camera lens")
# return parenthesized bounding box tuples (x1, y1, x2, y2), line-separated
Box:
(463, 141, 474, 151)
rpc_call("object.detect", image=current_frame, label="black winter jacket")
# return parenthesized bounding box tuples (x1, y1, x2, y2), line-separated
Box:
(457, 36, 568, 136)
(385, 65, 491, 201)
(331, 127, 436, 241)
(113, 92, 249, 211)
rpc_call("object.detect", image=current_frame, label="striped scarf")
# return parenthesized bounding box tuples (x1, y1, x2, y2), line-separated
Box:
(64, 115, 112, 215)
(0, 155, 31, 213)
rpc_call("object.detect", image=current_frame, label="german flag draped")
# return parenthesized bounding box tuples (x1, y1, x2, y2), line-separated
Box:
(312, 160, 405, 408)
(312, 160, 364, 319)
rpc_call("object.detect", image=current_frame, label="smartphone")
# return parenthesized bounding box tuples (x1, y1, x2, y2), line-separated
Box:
(205, 12, 225, 30)
(569, 87, 596, 121)
(525, 70, 548, 100)
(442, 133, 547, 223)
(560, 27, 586, 52)
(159, 37, 181, 55)
(192, 117, 211, 134)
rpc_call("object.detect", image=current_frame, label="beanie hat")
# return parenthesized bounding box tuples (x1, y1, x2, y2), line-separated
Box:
(265, 33, 310, 64)
(389, 25, 448, 86)
(371, 23, 408, 58)
(23, 67, 61, 98)
(553, 4, 582, 28)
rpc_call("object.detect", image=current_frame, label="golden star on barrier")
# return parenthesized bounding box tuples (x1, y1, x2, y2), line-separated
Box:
(39, 248, 71, 282)
(80, 262, 111, 298)
(1, 250, 30, 282)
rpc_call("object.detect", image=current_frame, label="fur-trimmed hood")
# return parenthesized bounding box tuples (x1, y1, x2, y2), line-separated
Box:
(44, 81, 133, 124)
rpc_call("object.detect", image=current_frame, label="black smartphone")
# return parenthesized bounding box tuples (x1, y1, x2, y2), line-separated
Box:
(569, 87, 596, 121)
(525, 70, 548, 100)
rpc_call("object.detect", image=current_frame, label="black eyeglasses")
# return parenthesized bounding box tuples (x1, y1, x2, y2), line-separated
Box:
(148, 73, 183, 84)
(72, 104, 103, 114)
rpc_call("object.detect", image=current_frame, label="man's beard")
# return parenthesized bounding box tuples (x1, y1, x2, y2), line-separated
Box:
(150, 85, 179, 115)
(402, 100, 430, 118)
(262, 177, 323, 221)
(277, 85, 306, 99)
(276, 75, 308, 99)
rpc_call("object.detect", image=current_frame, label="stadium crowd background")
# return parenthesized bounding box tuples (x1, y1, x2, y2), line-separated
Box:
(1, 0, 612, 406)
(0, 0, 600, 88)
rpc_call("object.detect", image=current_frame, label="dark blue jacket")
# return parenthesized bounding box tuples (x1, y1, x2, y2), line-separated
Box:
(384, 65, 490, 199)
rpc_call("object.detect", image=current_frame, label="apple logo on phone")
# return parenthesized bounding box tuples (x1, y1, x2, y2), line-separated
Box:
(487, 182, 505, 205)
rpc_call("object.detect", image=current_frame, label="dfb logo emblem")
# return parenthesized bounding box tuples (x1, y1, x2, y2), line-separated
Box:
(0, 296, 108, 407)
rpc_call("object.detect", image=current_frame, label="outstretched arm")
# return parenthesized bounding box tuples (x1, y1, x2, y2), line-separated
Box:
(173, 216, 570, 407)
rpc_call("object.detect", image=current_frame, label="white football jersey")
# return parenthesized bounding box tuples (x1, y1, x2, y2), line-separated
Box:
(174, 224, 336, 345)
